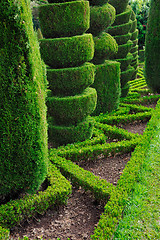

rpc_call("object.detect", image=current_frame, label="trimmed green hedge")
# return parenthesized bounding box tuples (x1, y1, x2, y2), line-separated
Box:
(116, 52, 133, 71)
(121, 66, 135, 88)
(121, 82, 130, 98)
(113, 6, 132, 26)
(0, 163, 71, 229)
(0, 0, 48, 199)
(89, 3, 116, 36)
(47, 87, 97, 125)
(131, 29, 139, 41)
(107, 20, 132, 36)
(92, 60, 121, 115)
(109, 0, 129, 14)
(39, 33, 94, 68)
(145, 0, 160, 93)
(48, 116, 94, 146)
(93, 32, 118, 62)
(130, 19, 137, 33)
(130, 44, 138, 54)
(88, 0, 109, 6)
(114, 40, 133, 59)
(38, 1, 90, 38)
(113, 32, 131, 45)
(47, 62, 95, 96)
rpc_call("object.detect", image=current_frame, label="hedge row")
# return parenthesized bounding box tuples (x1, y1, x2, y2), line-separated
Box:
(50, 154, 115, 201)
(90, 98, 160, 239)
(0, 164, 71, 229)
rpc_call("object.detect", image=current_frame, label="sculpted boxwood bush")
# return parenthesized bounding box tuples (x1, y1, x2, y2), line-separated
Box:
(47, 62, 95, 96)
(38, 1, 90, 38)
(89, 3, 115, 35)
(0, 0, 48, 199)
(47, 87, 97, 125)
(113, 6, 132, 26)
(39, 34, 94, 68)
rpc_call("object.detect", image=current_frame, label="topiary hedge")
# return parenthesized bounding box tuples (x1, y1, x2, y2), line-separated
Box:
(47, 62, 95, 96)
(48, 116, 94, 146)
(114, 40, 133, 59)
(89, 3, 115, 36)
(47, 87, 97, 125)
(93, 32, 118, 62)
(115, 52, 133, 71)
(39, 34, 94, 68)
(38, 1, 90, 38)
(113, 6, 132, 26)
(0, 0, 48, 200)
(113, 32, 131, 45)
(92, 60, 121, 115)
(107, 20, 132, 36)
(145, 0, 160, 93)
(109, 0, 129, 14)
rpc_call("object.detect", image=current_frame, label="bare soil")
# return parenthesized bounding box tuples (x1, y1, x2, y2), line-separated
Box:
(10, 120, 149, 239)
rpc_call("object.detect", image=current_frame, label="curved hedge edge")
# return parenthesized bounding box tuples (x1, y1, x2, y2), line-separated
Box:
(0, 164, 71, 229)
(49, 154, 115, 201)
(52, 137, 141, 162)
(90, 99, 160, 240)
(0, 226, 9, 240)
(95, 122, 139, 140)
(96, 112, 152, 125)
(120, 95, 160, 104)
(119, 103, 153, 113)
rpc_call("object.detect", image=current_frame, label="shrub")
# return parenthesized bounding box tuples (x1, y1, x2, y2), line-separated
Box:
(0, 0, 48, 199)
(92, 60, 121, 115)
(145, 0, 160, 93)
(38, 1, 90, 38)
(109, 0, 129, 14)
(39, 34, 94, 68)
(47, 62, 95, 96)
(47, 87, 97, 125)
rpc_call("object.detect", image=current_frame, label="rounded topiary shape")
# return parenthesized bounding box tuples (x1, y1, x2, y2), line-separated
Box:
(47, 87, 97, 125)
(114, 32, 131, 45)
(0, 0, 48, 199)
(88, 0, 109, 6)
(88, 3, 116, 36)
(130, 29, 139, 41)
(109, 0, 129, 14)
(39, 34, 94, 68)
(116, 52, 133, 71)
(92, 32, 118, 63)
(113, 6, 132, 26)
(121, 65, 135, 87)
(107, 20, 132, 36)
(92, 60, 121, 115)
(130, 19, 137, 33)
(114, 40, 133, 59)
(48, 116, 94, 146)
(145, 0, 160, 93)
(47, 62, 95, 96)
(121, 82, 130, 97)
(38, 1, 90, 38)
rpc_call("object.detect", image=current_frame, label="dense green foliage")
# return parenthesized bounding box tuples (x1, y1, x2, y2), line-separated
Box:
(109, 0, 129, 14)
(48, 116, 94, 146)
(0, 0, 48, 199)
(107, 20, 132, 36)
(113, 6, 132, 26)
(93, 32, 118, 62)
(38, 1, 90, 38)
(145, 0, 160, 93)
(89, 3, 115, 36)
(47, 62, 95, 96)
(47, 87, 97, 125)
(40, 34, 94, 68)
(92, 60, 121, 115)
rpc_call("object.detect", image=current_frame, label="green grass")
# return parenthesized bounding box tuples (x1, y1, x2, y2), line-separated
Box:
(113, 118, 160, 239)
